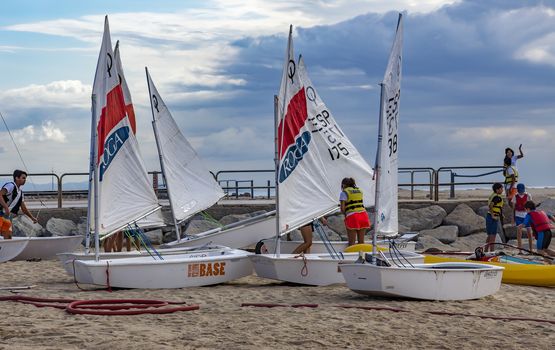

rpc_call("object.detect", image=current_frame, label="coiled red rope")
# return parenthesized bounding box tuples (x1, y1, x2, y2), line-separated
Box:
(0, 295, 199, 315)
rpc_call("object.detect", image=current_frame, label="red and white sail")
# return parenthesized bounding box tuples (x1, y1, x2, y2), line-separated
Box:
(276, 27, 374, 233)
(89, 16, 162, 236)
(114, 41, 137, 134)
(375, 14, 403, 235)
(146, 69, 225, 222)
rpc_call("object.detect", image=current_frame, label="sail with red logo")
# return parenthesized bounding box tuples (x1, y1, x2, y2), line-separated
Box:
(114, 41, 136, 135)
(276, 26, 374, 234)
(89, 16, 163, 237)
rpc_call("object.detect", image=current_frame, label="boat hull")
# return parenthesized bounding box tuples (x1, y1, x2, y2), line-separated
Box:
(262, 239, 416, 254)
(250, 251, 424, 286)
(424, 255, 555, 287)
(58, 245, 230, 277)
(161, 213, 275, 249)
(11, 236, 83, 261)
(73, 248, 253, 288)
(341, 262, 504, 300)
(0, 238, 30, 263)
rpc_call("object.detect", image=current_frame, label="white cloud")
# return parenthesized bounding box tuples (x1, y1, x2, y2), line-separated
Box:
(0, 80, 90, 109)
(6, 121, 67, 145)
(190, 127, 271, 159)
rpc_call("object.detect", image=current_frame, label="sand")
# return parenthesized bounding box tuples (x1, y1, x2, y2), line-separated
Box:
(0, 259, 553, 350)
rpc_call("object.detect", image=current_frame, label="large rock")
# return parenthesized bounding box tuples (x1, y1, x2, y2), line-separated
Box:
(11, 215, 45, 237)
(419, 226, 458, 244)
(476, 205, 489, 218)
(219, 210, 267, 226)
(449, 232, 487, 252)
(46, 217, 78, 236)
(76, 217, 88, 236)
(399, 205, 447, 231)
(143, 228, 163, 245)
(538, 198, 555, 215)
(326, 215, 347, 239)
(442, 204, 485, 236)
(184, 219, 221, 235)
(416, 236, 457, 252)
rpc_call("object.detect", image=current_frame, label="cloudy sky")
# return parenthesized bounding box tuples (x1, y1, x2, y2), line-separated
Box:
(0, 0, 554, 189)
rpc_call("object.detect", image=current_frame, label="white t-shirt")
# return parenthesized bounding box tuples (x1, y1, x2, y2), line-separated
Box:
(510, 155, 518, 166)
(2, 182, 15, 195)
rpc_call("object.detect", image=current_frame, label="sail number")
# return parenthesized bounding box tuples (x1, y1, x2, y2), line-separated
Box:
(309, 109, 350, 161)
(385, 90, 400, 158)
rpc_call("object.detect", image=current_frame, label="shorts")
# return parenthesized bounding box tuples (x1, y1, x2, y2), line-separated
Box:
(0, 216, 12, 233)
(301, 222, 314, 231)
(515, 216, 525, 226)
(344, 211, 371, 230)
(536, 230, 552, 250)
(485, 213, 499, 236)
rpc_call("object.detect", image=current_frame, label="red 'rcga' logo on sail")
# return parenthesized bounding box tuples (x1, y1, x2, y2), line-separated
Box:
(278, 87, 310, 183)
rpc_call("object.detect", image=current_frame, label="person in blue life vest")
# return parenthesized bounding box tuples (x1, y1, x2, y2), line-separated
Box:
(485, 183, 504, 252)
(518, 201, 555, 257)
(0, 170, 38, 239)
(339, 177, 371, 246)
(511, 183, 533, 252)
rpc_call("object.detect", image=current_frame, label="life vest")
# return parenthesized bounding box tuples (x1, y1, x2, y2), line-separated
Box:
(344, 187, 365, 214)
(488, 192, 503, 217)
(504, 166, 518, 184)
(0, 182, 23, 215)
(514, 193, 529, 212)
(528, 210, 553, 234)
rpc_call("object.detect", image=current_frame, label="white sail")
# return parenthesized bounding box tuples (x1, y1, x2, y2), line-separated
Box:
(146, 70, 225, 222)
(90, 16, 162, 236)
(375, 14, 403, 235)
(277, 56, 375, 233)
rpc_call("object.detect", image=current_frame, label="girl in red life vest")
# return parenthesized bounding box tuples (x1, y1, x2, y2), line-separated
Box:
(339, 177, 371, 246)
(511, 183, 532, 252)
(519, 201, 555, 257)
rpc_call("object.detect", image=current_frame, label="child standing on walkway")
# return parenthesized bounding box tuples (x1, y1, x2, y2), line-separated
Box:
(503, 157, 518, 206)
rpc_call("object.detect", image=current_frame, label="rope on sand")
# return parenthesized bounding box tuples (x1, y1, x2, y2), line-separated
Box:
(0, 295, 199, 315)
(241, 303, 555, 324)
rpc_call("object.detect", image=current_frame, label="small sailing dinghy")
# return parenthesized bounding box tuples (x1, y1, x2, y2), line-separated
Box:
(250, 26, 422, 286)
(340, 14, 503, 300)
(71, 17, 251, 288)
(12, 236, 83, 261)
(0, 237, 29, 263)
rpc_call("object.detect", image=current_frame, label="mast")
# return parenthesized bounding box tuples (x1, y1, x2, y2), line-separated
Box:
(85, 93, 97, 255)
(92, 94, 100, 262)
(372, 83, 386, 259)
(146, 67, 181, 241)
(274, 94, 281, 257)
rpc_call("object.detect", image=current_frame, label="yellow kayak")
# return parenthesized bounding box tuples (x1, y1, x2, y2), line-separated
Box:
(424, 255, 555, 287)
(344, 244, 387, 253)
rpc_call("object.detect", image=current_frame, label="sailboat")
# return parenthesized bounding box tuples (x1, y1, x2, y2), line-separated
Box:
(340, 14, 504, 300)
(0, 238, 29, 263)
(70, 17, 252, 289)
(249, 26, 423, 286)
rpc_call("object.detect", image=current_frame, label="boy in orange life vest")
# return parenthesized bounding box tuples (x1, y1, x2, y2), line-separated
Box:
(511, 183, 532, 252)
(519, 201, 555, 257)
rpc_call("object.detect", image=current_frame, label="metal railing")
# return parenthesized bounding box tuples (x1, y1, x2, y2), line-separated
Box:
(1, 165, 509, 208)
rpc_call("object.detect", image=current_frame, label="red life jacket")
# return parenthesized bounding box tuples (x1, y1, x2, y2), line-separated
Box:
(514, 193, 528, 212)
(528, 210, 553, 233)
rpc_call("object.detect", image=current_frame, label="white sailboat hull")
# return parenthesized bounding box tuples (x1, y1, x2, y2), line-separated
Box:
(58, 245, 230, 277)
(73, 248, 253, 288)
(261, 238, 416, 254)
(0, 238, 30, 263)
(162, 212, 275, 249)
(11, 236, 83, 261)
(340, 262, 504, 300)
(250, 251, 424, 286)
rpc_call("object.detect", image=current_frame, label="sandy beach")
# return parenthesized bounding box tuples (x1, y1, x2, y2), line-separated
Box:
(0, 258, 553, 350)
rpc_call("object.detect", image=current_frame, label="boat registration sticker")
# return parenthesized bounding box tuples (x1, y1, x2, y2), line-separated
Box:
(188, 262, 226, 277)
(484, 270, 498, 279)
